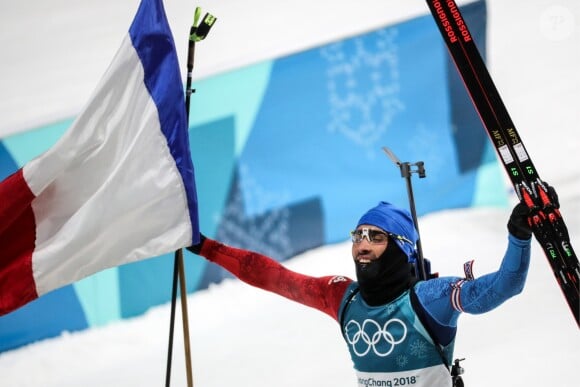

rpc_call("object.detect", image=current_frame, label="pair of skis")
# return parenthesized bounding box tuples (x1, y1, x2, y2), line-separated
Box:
(424, 0, 579, 326)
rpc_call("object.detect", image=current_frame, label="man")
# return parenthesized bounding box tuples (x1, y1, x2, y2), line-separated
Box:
(188, 201, 532, 386)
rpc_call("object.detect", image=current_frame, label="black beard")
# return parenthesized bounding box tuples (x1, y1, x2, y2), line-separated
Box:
(355, 240, 415, 306)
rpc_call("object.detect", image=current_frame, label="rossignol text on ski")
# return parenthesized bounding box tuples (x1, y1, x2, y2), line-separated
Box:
(425, 0, 579, 326)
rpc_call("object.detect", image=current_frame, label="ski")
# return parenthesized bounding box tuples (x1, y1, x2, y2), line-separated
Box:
(425, 0, 579, 326)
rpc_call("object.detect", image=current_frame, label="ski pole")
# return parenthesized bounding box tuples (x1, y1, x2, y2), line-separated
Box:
(166, 7, 216, 387)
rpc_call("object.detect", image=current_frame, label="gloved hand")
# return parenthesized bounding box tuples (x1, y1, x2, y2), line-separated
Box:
(542, 183, 560, 208)
(186, 233, 207, 255)
(507, 202, 532, 240)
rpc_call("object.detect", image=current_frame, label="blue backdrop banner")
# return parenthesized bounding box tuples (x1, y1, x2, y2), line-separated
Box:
(0, 0, 502, 352)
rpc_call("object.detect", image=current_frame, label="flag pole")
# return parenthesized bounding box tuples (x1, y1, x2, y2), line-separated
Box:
(165, 7, 216, 387)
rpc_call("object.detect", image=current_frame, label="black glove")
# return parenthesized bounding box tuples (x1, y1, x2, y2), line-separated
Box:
(186, 233, 207, 255)
(508, 202, 532, 240)
(542, 183, 560, 208)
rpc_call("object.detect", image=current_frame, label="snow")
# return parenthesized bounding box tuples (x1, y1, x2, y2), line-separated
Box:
(0, 0, 579, 386)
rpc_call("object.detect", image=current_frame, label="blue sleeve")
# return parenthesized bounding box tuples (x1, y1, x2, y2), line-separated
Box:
(457, 234, 531, 314)
(416, 234, 532, 330)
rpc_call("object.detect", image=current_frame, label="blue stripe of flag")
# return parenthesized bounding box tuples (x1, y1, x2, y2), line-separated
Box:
(128, 0, 200, 244)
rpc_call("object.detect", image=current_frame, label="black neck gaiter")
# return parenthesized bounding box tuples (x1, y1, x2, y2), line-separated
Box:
(355, 239, 415, 306)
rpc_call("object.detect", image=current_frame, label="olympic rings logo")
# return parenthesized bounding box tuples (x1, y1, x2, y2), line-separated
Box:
(345, 318, 407, 357)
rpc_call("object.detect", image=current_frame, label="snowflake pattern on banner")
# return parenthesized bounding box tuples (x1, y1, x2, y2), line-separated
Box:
(320, 28, 405, 156)
(217, 165, 294, 261)
(238, 164, 291, 216)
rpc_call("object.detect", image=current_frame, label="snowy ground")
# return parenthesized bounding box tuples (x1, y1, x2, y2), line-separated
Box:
(1, 0, 579, 386)
(1, 206, 578, 387)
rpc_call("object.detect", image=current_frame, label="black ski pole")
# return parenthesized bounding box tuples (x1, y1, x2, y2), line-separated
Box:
(166, 7, 216, 387)
(166, 251, 179, 386)
(383, 147, 428, 280)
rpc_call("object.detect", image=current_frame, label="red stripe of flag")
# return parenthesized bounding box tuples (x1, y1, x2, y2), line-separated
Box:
(0, 169, 39, 315)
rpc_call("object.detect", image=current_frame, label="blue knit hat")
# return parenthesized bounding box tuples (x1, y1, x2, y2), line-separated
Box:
(356, 201, 418, 261)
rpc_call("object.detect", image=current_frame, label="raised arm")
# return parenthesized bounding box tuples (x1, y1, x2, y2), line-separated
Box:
(189, 237, 352, 321)
(451, 234, 531, 314)
(414, 204, 533, 343)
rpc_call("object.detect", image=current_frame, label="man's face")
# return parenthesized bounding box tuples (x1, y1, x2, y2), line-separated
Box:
(351, 225, 389, 265)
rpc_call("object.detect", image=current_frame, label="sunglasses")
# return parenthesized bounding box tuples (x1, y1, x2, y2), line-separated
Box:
(350, 228, 414, 246)
(350, 228, 389, 244)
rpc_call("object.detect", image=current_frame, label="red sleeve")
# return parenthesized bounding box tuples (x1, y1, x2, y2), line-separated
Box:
(199, 238, 353, 321)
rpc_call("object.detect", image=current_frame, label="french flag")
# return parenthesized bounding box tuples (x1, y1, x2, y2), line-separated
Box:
(0, 0, 200, 316)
